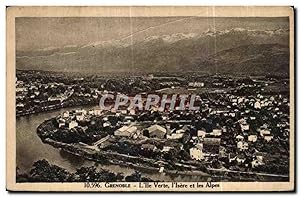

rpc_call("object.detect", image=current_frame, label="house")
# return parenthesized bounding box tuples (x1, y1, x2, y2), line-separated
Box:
(114, 125, 139, 137)
(167, 133, 184, 140)
(110, 108, 117, 113)
(120, 110, 127, 114)
(103, 121, 111, 127)
(255, 153, 263, 161)
(240, 123, 250, 132)
(63, 111, 69, 118)
(260, 129, 271, 137)
(16, 87, 27, 93)
(159, 166, 164, 173)
(191, 136, 199, 143)
(76, 109, 87, 115)
(162, 146, 173, 152)
(238, 97, 244, 104)
(48, 94, 67, 102)
(88, 110, 94, 115)
(76, 114, 85, 121)
(229, 112, 236, 117)
(236, 135, 244, 141)
(188, 82, 204, 88)
(222, 126, 227, 133)
(264, 134, 273, 142)
(228, 153, 237, 163)
(250, 116, 256, 120)
(251, 159, 263, 168)
(94, 108, 102, 116)
(57, 118, 66, 128)
(197, 130, 206, 138)
(129, 109, 136, 115)
(175, 129, 185, 134)
(58, 122, 65, 128)
(16, 103, 24, 108)
(124, 116, 135, 125)
(248, 135, 257, 142)
(238, 118, 247, 125)
(254, 101, 261, 109)
(251, 153, 264, 168)
(92, 94, 98, 99)
(195, 142, 203, 149)
(236, 154, 246, 164)
(147, 124, 167, 138)
(211, 129, 222, 136)
(237, 141, 249, 151)
(190, 147, 204, 160)
(68, 120, 78, 129)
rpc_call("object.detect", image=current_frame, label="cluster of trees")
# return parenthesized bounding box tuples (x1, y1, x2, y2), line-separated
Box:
(17, 160, 73, 182)
(17, 159, 154, 182)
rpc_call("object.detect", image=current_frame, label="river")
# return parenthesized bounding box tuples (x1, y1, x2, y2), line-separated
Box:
(16, 106, 209, 182)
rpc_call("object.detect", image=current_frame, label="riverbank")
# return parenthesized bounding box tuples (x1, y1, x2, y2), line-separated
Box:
(17, 99, 98, 117)
(41, 137, 212, 180)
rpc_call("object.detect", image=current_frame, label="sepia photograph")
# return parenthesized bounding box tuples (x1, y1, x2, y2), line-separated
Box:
(6, 6, 295, 192)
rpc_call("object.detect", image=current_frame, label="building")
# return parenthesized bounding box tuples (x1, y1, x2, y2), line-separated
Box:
(229, 112, 236, 117)
(236, 135, 244, 141)
(103, 121, 111, 127)
(48, 94, 67, 102)
(68, 120, 78, 129)
(57, 118, 66, 128)
(251, 160, 262, 168)
(76, 114, 85, 121)
(260, 129, 271, 137)
(162, 146, 173, 152)
(211, 129, 222, 136)
(114, 125, 139, 137)
(251, 153, 264, 168)
(16, 103, 24, 108)
(248, 135, 257, 142)
(254, 101, 261, 109)
(264, 134, 273, 142)
(188, 82, 205, 88)
(228, 153, 237, 163)
(129, 109, 136, 115)
(124, 116, 135, 125)
(167, 133, 184, 140)
(240, 123, 250, 132)
(255, 152, 264, 162)
(197, 130, 206, 138)
(63, 111, 69, 118)
(175, 129, 185, 134)
(237, 141, 249, 151)
(190, 147, 204, 160)
(94, 108, 102, 116)
(236, 154, 246, 164)
(76, 109, 87, 115)
(147, 124, 167, 138)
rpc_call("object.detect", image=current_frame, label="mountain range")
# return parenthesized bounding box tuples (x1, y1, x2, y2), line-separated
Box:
(16, 28, 290, 75)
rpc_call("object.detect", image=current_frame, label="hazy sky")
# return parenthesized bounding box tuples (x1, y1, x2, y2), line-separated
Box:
(16, 17, 289, 51)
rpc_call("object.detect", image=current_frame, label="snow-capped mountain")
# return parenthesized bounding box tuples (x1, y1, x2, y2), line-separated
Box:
(16, 28, 289, 74)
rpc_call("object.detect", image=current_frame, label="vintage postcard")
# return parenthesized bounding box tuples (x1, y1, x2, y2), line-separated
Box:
(6, 6, 295, 192)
